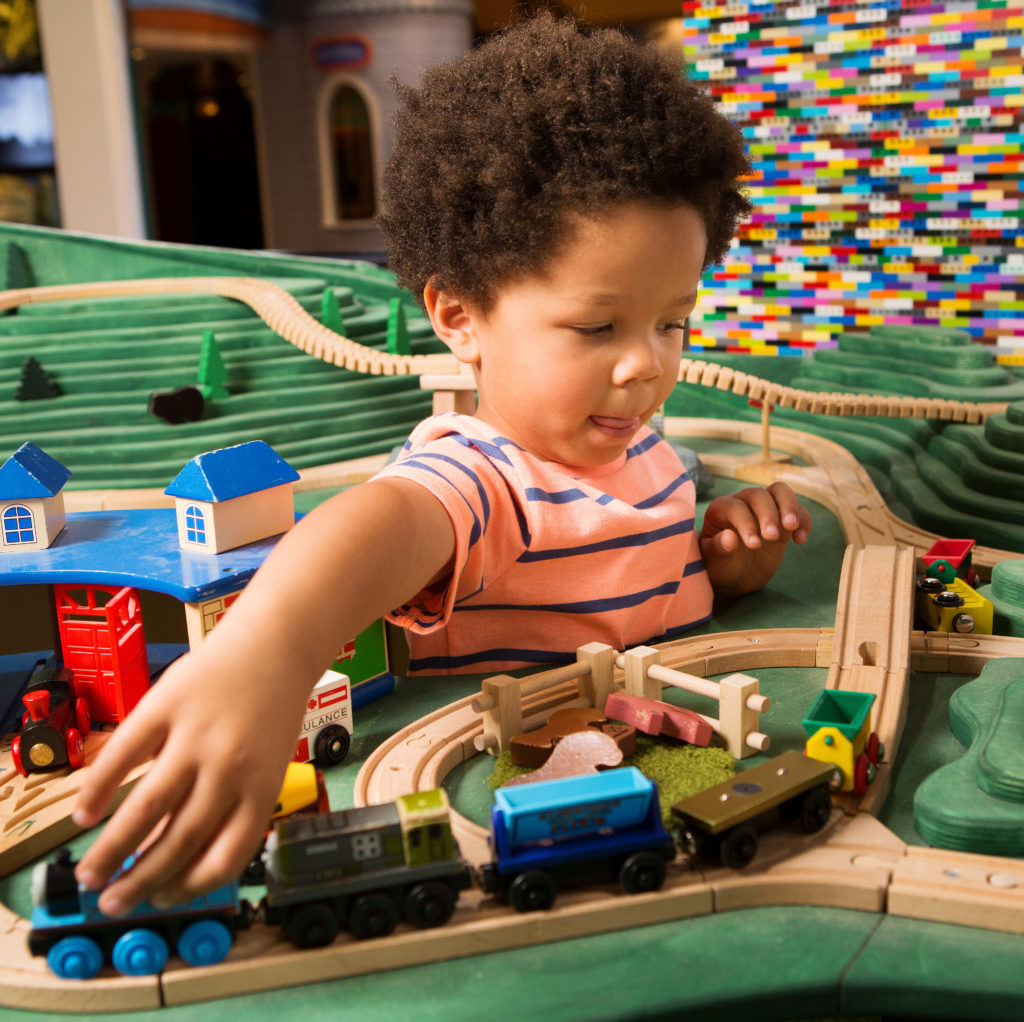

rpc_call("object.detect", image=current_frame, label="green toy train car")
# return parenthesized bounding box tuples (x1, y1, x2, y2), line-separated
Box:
(802, 689, 882, 794)
(262, 788, 473, 946)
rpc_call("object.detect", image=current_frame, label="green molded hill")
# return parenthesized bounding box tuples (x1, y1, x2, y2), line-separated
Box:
(0, 224, 445, 489)
(913, 659, 1024, 855)
(978, 560, 1024, 638)
(668, 333, 1024, 554)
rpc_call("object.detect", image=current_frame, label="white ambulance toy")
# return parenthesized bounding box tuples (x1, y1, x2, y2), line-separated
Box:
(293, 669, 353, 766)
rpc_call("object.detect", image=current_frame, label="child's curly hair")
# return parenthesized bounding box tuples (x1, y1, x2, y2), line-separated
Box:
(378, 14, 752, 311)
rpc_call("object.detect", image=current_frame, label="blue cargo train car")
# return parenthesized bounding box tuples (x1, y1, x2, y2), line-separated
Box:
(28, 849, 250, 979)
(479, 766, 676, 912)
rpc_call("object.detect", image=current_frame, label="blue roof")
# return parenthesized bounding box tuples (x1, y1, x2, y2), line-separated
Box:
(0, 442, 71, 499)
(164, 441, 299, 502)
(0, 509, 294, 601)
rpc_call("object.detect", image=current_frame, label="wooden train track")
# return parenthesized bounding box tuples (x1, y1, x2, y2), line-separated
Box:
(667, 415, 1021, 577)
(0, 277, 1007, 422)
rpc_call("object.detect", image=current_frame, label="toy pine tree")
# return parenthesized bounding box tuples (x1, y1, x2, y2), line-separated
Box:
(1, 240, 35, 291)
(386, 298, 411, 356)
(321, 287, 346, 334)
(197, 330, 229, 399)
(15, 356, 59, 400)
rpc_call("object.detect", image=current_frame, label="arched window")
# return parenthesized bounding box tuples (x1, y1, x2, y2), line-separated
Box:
(2, 504, 35, 545)
(184, 504, 207, 545)
(326, 82, 376, 222)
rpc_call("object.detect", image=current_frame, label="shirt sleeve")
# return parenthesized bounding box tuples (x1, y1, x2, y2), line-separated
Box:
(371, 432, 529, 634)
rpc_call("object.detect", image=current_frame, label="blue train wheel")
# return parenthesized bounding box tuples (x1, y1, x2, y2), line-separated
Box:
(177, 919, 233, 966)
(47, 936, 104, 979)
(111, 929, 169, 976)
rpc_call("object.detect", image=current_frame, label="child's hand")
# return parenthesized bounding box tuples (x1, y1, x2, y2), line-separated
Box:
(72, 640, 306, 916)
(699, 481, 811, 598)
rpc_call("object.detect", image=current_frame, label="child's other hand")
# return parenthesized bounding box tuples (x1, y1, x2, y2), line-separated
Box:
(71, 642, 303, 916)
(699, 481, 811, 598)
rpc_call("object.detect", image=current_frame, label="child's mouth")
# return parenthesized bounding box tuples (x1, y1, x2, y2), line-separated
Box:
(590, 415, 640, 435)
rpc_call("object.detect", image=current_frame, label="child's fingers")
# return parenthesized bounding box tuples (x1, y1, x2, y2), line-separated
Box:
(74, 754, 196, 896)
(73, 710, 167, 829)
(94, 771, 233, 916)
(152, 804, 267, 908)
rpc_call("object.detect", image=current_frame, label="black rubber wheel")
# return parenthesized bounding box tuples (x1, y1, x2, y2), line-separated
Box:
(314, 724, 351, 767)
(507, 870, 557, 913)
(799, 785, 833, 833)
(618, 851, 667, 894)
(348, 892, 399, 939)
(403, 881, 457, 928)
(284, 902, 339, 949)
(719, 824, 758, 870)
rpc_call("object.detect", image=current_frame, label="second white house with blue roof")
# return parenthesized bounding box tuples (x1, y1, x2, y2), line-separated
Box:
(164, 441, 300, 555)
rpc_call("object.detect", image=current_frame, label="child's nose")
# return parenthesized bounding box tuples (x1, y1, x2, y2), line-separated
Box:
(611, 335, 662, 385)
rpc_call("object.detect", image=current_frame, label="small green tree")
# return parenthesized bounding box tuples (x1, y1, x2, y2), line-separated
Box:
(197, 330, 229, 399)
(321, 287, 346, 334)
(386, 298, 411, 356)
(15, 356, 59, 400)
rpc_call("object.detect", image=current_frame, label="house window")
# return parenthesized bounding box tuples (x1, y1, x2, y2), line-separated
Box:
(184, 504, 207, 545)
(328, 83, 375, 220)
(2, 504, 35, 545)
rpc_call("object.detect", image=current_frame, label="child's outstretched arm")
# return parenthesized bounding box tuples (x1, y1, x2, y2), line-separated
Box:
(699, 480, 811, 598)
(72, 477, 455, 916)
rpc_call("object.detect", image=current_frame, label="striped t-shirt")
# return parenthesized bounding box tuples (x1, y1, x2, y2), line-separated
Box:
(374, 413, 713, 675)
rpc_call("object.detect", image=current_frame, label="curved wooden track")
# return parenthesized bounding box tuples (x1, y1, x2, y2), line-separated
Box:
(0, 268, 1019, 1010)
(667, 415, 1021, 577)
(0, 277, 1007, 421)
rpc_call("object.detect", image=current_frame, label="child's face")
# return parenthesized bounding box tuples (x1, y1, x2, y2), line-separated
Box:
(461, 200, 706, 470)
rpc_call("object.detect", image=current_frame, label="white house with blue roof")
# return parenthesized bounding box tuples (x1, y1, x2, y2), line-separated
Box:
(164, 441, 300, 555)
(0, 443, 72, 554)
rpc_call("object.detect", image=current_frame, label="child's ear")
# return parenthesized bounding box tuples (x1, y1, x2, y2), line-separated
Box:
(423, 281, 481, 365)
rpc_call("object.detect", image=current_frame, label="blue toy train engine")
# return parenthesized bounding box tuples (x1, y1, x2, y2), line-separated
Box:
(28, 849, 251, 979)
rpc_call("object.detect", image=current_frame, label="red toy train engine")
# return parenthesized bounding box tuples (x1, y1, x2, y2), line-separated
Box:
(12, 664, 90, 776)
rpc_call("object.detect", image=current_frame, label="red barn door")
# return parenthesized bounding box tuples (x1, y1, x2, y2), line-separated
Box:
(54, 584, 150, 723)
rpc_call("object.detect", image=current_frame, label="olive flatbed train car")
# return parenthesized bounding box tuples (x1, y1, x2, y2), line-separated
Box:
(671, 750, 835, 870)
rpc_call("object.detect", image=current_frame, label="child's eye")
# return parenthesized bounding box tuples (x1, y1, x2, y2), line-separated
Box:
(658, 321, 687, 334)
(573, 324, 613, 336)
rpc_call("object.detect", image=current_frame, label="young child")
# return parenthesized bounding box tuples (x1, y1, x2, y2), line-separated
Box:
(73, 15, 810, 915)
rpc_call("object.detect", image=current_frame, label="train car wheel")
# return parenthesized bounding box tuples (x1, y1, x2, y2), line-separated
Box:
(799, 786, 833, 833)
(47, 935, 104, 980)
(284, 902, 339, 949)
(404, 880, 457, 928)
(618, 851, 667, 894)
(866, 732, 881, 765)
(719, 825, 758, 870)
(74, 698, 91, 737)
(65, 728, 85, 769)
(349, 892, 399, 939)
(854, 754, 872, 794)
(111, 929, 169, 976)
(10, 735, 27, 777)
(314, 725, 351, 767)
(508, 870, 557, 913)
(177, 919, 233, 966)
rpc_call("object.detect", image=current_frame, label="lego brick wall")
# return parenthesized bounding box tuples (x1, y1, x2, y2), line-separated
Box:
(682, 0, 1024, 357)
